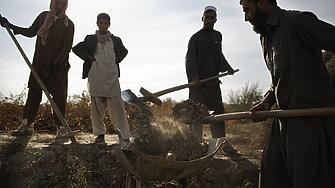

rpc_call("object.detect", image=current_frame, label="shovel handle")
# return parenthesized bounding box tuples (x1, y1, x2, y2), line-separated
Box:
(202, 107, 335, 124)
(152, 69, 239, 97)
(1, 14, 77, 142)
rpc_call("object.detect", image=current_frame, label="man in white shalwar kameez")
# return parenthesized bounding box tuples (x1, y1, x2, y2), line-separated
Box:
(72, 13, 130, 147)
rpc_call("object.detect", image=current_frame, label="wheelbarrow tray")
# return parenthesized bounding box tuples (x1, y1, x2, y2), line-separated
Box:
(116, 139, 226, 182)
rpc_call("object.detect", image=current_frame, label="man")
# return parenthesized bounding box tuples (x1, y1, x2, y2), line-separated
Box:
(0, 0, 74, 136)
(185, 5, 235, 146)
(72, 13, 130, 148)
(240, 0, 335, 187)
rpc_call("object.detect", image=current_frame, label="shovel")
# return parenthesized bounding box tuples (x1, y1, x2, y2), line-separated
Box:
(1, 13, 79, 143)
(122, 69, 239, 109)
(201, 107, 335, 124)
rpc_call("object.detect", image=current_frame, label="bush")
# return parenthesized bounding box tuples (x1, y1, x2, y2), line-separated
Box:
(227, 81, 263, 112)
(0, 89, 180, 133)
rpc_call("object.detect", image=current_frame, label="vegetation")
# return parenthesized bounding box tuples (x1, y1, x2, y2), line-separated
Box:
(0, 87, 180, 133)
(0, 86, 243, 133)
(227, 81, 263, 112)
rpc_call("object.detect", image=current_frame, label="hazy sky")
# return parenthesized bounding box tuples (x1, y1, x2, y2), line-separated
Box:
(1, 0, 334, 103)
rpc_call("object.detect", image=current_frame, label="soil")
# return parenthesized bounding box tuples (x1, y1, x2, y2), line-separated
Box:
(0, 101, 270, 188)
(172, 99, 209, 124)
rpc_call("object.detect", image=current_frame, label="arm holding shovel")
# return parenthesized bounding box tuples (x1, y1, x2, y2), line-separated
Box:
(249, 84, 276, 122)
(2, 11, 48, 38)
(0, 17, 12, 29)
(2, 13, 53, 78)
(249, 101, 272, 122)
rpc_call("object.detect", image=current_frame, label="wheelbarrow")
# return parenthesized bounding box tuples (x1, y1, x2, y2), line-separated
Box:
(115, 138, 226, 188)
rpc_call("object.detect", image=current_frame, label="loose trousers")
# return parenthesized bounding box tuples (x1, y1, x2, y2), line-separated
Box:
(189, 80, 226, 138)
(91, 95, 130, 139)
(259, 116, 335, 188)
(23, 86, 67, 126)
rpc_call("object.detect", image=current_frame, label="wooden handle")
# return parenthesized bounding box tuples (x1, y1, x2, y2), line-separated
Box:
(202, 107, 335, 124)
(152, 69, 239, 97)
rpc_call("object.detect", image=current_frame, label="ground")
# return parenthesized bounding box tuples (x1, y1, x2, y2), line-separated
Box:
(0, 113, 269, 188)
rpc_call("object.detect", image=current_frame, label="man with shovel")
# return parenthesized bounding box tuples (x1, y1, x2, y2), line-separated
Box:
(0, 0, 74, 136)
(240, 0, 335, 187)
(72, 13, 130, 147)
(185, 5, 235, 150)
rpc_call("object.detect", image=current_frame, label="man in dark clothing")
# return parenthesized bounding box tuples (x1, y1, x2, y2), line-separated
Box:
(240, 0, 335, 187)
(185, 5, 235, 145)
(1, 0, 74, 136)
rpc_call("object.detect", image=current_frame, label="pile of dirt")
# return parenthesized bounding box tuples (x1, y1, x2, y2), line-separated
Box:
(129, 118, 208, 161)
(127, 107, 154, 130)
(172, 99, 209, 124)
(0, 134, 127, 188)
(0, 99, 263, 188)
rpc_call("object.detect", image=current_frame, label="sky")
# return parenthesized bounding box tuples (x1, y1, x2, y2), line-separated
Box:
(0, 0, 335, 103)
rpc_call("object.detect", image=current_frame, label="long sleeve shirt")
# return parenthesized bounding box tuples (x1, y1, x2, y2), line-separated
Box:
(261, 7, 335, 110)
(12, 11, 74, 91)
(185, 29, 232, 82)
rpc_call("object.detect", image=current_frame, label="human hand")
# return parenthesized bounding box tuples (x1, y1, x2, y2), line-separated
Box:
(249, 101, 272, 122)
(191, 77, 201, 86)
(0, 17, 13, 29)
(88, 55, 96, 63)
(41, 63, 55, 77)
(227, 67, 235, 75)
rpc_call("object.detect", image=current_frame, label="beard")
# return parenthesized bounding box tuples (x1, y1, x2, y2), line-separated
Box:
(252, 6, 268, 36)
(203, 22, 214, 32)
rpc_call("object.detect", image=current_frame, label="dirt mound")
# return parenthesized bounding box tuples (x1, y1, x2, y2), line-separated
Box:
(130, 118, 208, 161)
(172, 99, 209, 124)
(0, 133, 127, 188)
(127, 101, 209, 161)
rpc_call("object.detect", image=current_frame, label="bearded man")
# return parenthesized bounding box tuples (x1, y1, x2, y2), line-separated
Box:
(1, 0, 74, 136)
(240, 0, 335, 187)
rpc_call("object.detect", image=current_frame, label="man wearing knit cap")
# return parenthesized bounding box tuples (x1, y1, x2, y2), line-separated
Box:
(0, 0, 74, 136)
(185, 5, 235, 151)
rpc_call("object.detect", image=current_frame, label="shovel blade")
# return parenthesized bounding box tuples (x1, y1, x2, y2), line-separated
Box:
(121, 89, 151, 109)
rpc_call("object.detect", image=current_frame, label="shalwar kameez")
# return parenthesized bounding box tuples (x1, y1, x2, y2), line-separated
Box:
(72, 31, 130, 140)
(88, 37, 129, 139)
